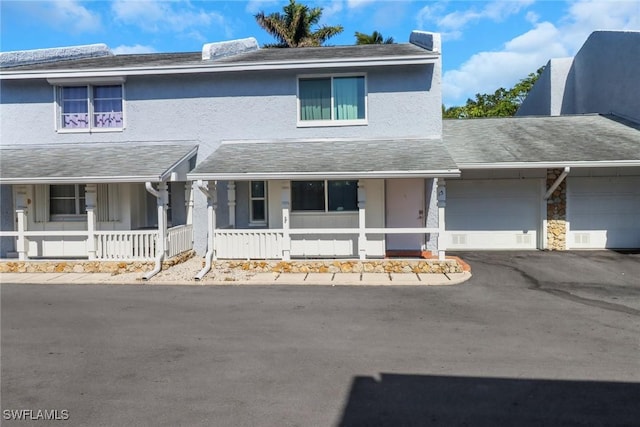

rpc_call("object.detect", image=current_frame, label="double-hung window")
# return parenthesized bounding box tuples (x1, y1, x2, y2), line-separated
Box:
(57, 84, 123, 131)
(298, 75, 366, 126)
(50, 184, 86, 219)
(291, 180, 358, 212)
(250, 181, 267, 224)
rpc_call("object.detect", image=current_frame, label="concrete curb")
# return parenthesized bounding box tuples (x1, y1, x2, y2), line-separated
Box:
(1, 272, 472, 287)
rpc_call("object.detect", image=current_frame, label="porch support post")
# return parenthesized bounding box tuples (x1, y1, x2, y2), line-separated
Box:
(281, 183, 291, 261)
(185, 182, 194, 225)
(358, 181, 367, 260)
(15, 186, 28, 261)
(437, 178, 447, 261)
(227, 181, 236, 228)
(157, 182, 169, 258)
(85, 184, 97, 260)
(208, 181, 218, 260)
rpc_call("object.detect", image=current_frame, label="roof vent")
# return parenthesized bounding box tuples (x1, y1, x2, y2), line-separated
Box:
(0, 44, 113, 68)
(202, 37, 259, 61)
(409, 31, 441, 53)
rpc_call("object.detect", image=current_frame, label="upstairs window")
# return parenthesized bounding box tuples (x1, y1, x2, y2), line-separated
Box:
(58, 84, 123, 131)
(291, 180, 358, 212)
(298, 75, 366, 126)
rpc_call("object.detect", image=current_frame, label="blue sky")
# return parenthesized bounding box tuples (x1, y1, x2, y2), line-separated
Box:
(1, 0, 638, 106)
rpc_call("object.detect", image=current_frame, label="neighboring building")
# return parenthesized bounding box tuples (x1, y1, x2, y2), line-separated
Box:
(517, 30, 640, 122)
(1, 30, 638, 274)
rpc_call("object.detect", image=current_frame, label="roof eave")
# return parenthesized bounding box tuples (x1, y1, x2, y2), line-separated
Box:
(456, 160, 640, 169)
(188, 169, 461, 181)
(0, 175, 166, 185)
(0, 55, 438, 80)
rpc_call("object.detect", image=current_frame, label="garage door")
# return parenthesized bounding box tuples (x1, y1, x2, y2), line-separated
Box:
(446, 179, 542, 249)
(568, 177, 640, 249)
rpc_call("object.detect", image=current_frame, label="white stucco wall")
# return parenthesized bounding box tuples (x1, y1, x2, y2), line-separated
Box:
(1, 61, 441, 255)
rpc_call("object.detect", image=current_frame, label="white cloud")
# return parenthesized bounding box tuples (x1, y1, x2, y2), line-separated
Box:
(441, 0, 640, 106)
(112, 44, 158, 54)
(111, 0, 229, 36)
(443, 22, 566, 105)
(419, 0, 534, 32)
(25, 0, 102, 34)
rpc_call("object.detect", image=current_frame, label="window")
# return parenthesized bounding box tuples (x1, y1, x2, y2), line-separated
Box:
(50, 184, 86, 218)
(250, 181, 267, 224)
(298, 75, 366, 125)
(58, 84, 123, 131)
(291, 180, 358, 212)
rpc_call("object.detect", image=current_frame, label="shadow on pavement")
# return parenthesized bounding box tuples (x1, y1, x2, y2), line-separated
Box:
(337, 373, 640, 426)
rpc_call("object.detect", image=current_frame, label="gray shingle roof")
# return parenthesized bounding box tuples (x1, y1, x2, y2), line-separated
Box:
(443, 114, 640, 166)
(0, 143, 197, 183)
(2, 44, 435, 72)
(189, 139, 459, 180)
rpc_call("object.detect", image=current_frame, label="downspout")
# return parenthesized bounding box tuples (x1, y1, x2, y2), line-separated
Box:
(143, 182, 166, 281)
(545, 167, 570, 200)
(194, 180, 216, 281)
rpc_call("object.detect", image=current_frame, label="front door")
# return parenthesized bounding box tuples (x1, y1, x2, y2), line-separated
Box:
(385, 179, 425, 251)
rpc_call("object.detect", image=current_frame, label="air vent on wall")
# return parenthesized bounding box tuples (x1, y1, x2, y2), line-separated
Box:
(516, 234, 532, 245)
(574, 233, 590, 245)
(451, 234, 467, 245)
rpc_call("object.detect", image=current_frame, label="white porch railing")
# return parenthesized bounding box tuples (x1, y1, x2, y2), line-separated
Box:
(95, 230, 158, 260)
(212, 227, 439, 260)
(215, 229, 283, 259)
(167, 224, 193, 258)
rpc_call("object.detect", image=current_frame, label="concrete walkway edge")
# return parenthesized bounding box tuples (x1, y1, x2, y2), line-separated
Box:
(1, 272, 472, 286)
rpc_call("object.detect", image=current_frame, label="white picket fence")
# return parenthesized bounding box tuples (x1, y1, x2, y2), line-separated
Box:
(167, 224, 193, 258)
(215, 229, 283, 259)
(95, 230, 158, 260)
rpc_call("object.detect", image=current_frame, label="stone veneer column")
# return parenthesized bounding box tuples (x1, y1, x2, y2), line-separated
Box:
(546, 168, 567, 250)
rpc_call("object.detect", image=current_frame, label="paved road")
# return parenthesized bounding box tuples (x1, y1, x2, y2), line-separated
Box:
(2, 251, 639, 426)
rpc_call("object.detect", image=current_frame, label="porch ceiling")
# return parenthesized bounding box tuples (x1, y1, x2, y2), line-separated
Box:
(0, 143, 197, 184)
(188, 139, 460, 180)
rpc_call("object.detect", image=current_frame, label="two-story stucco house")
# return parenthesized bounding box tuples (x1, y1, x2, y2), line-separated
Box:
(1, 31, 459, 276)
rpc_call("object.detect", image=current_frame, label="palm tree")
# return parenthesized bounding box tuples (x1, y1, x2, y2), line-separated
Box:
(355, 31, 394, 45)
(255, 0, 343, 48)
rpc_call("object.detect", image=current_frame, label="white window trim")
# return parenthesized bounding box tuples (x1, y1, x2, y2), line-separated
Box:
(54, 83, 126, 133)
(249, 181, 268, 226)
(291, 179, 359, 213)
(296, 73, 368, 128)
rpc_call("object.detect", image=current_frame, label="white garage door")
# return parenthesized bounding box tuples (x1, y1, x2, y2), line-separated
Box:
(446, 179, 542, 250)
(568, 177, 640, 249)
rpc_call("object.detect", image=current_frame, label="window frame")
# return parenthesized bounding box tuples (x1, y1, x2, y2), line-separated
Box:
(53, 82, 125, 133)
(291, 180, 359, 213)
(49, 184, 87, 221)
(249, 181, 268, 225)
(296, 73, 368, 128)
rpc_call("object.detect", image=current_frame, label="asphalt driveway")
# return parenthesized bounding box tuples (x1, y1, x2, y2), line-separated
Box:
(2, 251, 639, 426)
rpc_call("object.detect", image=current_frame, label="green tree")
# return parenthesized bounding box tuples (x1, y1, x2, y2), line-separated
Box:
(355, 31, 394, 45)
(443, 66, 545, 119)
(255, 0, 343, 48)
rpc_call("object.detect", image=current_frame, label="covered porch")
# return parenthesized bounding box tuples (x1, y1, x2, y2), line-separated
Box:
(188, 139, 460, 269)
(0, 143, 197, 267)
